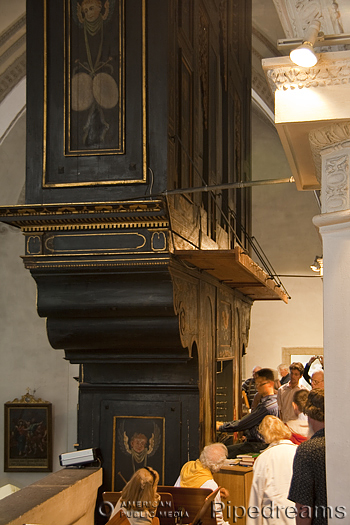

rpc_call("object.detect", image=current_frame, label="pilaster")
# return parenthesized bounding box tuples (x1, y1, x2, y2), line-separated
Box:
(312, 122, 350, 515)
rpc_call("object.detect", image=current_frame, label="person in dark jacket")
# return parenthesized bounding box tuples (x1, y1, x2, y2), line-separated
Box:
(217, 368, 278, 458)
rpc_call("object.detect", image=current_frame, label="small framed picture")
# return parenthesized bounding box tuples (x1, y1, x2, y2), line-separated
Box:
(4, 393, 52, 472)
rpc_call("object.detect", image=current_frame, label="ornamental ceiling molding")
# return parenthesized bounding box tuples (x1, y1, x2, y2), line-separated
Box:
(263, 51, 350, 92)
(309, 121, 350, 184)
(272, 0, 344, 39)
(252, 68, 274, 111)
(0, 14, 26, 104)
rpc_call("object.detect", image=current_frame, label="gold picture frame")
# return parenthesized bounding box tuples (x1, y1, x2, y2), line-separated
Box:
(4, 392, 52, 472)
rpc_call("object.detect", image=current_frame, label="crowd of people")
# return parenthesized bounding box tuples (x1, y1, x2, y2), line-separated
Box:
(216, 356, 326, 524)
(107, 356, 326, 525)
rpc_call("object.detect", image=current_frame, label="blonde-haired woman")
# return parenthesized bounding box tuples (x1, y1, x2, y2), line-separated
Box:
(246, 416, 297, 525)
(109, 467, 160, 525)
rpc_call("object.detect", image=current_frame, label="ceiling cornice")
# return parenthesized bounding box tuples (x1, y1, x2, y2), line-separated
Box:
(272, 0, 345, 39)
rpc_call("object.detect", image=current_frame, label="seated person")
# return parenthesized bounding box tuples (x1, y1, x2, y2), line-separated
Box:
(217, 368, 278, 458)
(285, 389, 310, 445)
(108, 467, 160, 524)
(174, 442, 229, 525)
(251, 370, 279, 410)
(247, 416, 298, 525)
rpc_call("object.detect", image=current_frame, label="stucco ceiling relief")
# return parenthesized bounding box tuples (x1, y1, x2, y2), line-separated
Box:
(309, 122, 350, 212)
(272, 0, 345, 39)
(263, 50, 350, 92)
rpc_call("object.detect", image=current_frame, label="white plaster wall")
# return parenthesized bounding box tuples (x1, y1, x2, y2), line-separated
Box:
(317, 218, 350, 513)
(246, 110, 323, 377)
(0, 113, 78, 489)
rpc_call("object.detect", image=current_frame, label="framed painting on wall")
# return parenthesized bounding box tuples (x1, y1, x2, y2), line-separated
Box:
(4, 392, 52, 472)
(112, 416, 165, 490)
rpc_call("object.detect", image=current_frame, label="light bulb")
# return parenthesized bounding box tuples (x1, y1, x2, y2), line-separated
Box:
(290, 42, 318, 67)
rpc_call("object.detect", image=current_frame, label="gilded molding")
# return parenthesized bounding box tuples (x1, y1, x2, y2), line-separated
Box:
(0, 200, 164, 216)
(27, 235, 43, 255)
(21, 221, 169, 233)
(7, 391, 49, 404)
(0, 200, 169, 235)
(23, 256, 171, 271)
(264, 53, 350, 93)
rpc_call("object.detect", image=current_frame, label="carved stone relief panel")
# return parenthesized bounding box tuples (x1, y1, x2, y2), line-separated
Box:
(264, 53, 350, 94)
(272, 0, 345, 39)
(309, 122, 350, 212)
(323, 152, 350, 212)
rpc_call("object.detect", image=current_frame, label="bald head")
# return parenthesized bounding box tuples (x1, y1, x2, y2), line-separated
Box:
(311, 370, 324, 389)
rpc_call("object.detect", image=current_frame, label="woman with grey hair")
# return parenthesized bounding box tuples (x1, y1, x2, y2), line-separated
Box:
(199, 442, 228, 472)
(174, 443, 229, 525)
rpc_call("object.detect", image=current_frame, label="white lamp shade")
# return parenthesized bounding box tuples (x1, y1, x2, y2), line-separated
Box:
(290, 42, 318, 67)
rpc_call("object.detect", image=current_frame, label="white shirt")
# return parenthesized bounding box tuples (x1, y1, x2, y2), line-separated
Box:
(246, 440, 298, 525)
(277, 383, 306, 423)
(286, 413, 310, 437)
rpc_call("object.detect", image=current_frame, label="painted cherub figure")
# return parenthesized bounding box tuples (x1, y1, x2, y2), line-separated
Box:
(77, 0, 110, 34)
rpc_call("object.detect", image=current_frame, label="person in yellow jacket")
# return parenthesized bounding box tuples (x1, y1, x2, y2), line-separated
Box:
(174, 443, 230, 525)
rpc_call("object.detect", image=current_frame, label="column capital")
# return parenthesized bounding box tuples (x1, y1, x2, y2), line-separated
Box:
(309, 121, 350, 185)
(263, 51, 350, 94)
(308, 123, 350, 213)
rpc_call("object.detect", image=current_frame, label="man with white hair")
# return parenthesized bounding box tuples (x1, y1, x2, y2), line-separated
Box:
(277, 363, 290, 386)
(311, 369, 324, 390)
(303, 355, 324, 386)
(175, 443, 229, 525)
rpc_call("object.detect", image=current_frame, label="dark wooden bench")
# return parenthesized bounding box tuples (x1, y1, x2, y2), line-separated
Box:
(103, 486, 217, 525)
